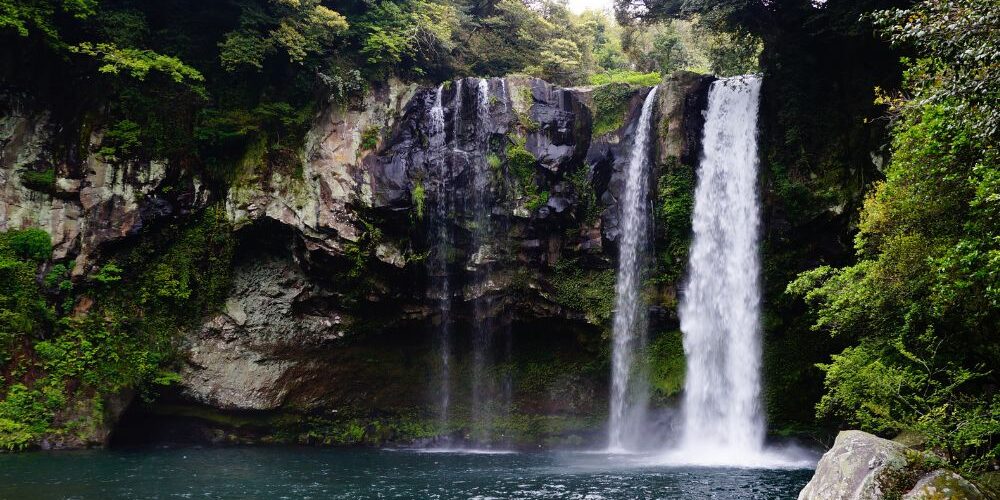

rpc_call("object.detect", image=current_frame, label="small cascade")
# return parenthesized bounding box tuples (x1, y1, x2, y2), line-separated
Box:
(470, 77, 493, 442)
(425, 77, 513, 448)
(608, 86, 659, 452)
(676, 75, 766, 463)
(468, 77, 513, 447)
(426, 83, 452, 434)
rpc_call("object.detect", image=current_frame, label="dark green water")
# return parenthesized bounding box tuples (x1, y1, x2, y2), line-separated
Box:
(0, 447, 813, 499)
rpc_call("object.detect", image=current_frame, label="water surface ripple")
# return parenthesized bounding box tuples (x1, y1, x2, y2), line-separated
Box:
(0, 448, 813, 499)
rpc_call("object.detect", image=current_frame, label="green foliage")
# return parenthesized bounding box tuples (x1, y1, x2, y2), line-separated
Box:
(356, 0, 459, 76)
(0, 229, 54, 366)
(218, 0, 348, 71)
(360, 126, 380, 151)
(591, 83, 635, 137)
(98, 120, 141, 162)
(411, 180, 425, 220)
(525, 190, 549, 212)
(704, 29, 761, 77)
(549, 258, 616, 325)
(19, 169, 55, 193)
(536, 38, 584, 86)
(6, 228, 52, 262)
(486, 152, 502, 174)
(506, 139, 549, 213)
(654, 163, 695, 284)
(788, 83, 1000, 469)
(872, 0, 999, 139)
(92, 262, 121, 284)
(196, 101, 312, 183)
(648, 330, 685, 399)
(0, 0, 96, 45)
(589, 70, 660, 86)
(0, 208, 235, 450)
(70, 42, 204, 87)
(567, 165, 600, 226)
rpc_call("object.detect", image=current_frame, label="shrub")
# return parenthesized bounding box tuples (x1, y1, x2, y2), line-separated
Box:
(591, 83, 636, 137)
(19, 169, 55, 193)
(6, 228, 52, 262)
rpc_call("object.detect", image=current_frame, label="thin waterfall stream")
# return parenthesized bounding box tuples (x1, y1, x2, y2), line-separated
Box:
(608, 86, 658, 452)
(426, 77, 512, 449)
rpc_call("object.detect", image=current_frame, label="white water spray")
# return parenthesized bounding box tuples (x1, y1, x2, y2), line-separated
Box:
(608, 86, 658, 452)
(676, 75, 766, 463)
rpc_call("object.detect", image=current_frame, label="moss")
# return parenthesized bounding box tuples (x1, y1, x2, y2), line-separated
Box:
(506, 138, 548, 212)
(525, 191, 549, 212)
(648, 330, 685, 400)
(487, 152, 502, 174)
(412, 180, 425, 219)
(486, 413, 601, 447)
(360, 125, 380, 151)
(568, 165, 599, 225)
(549, 258, 616, 325)
(516, 110, 540, 132)
(654, 161, 696, 285)
(19, 168, 55, 194)
(591, 83, 635, 137)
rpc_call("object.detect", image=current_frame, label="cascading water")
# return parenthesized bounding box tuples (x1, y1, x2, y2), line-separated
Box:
(608, 86, 658, 452)
(426, 77, 513, 448)
(427, 84, 452, 434)
(470, 77, 494, 443)
(675, 75, 765, 463)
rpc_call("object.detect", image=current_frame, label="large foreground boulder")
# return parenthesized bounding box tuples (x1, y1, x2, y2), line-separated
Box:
(799, 430, 986, 500)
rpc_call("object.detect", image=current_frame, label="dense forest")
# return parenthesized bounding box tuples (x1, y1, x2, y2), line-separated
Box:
(1, 0, 998, 484)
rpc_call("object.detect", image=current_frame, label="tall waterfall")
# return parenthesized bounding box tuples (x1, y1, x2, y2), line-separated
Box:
(608, 86, 658, 452)
(427, 83, 452, 432)
(426, 77, 512, 448)
(470, 77, 499, 444)
(677, 75, 765, 461)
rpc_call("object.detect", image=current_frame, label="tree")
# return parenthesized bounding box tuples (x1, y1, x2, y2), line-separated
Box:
(789, 0, 1000, 471)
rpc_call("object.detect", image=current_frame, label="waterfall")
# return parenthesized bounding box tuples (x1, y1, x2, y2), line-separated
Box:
(677, 75, 765, 461)
(608, 86, 658, 452)
(470, 77, 492, 442)
(426, 77, 512, 448)
(427, 83, 452, 434)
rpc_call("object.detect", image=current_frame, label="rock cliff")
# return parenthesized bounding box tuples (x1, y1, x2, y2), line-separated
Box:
(1, 72, 713, 447)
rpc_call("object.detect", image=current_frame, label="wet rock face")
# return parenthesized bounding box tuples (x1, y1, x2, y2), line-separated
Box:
(526, 79, 592, 176)
(798, 430, 986, 500)
(2, 74, 714, 445)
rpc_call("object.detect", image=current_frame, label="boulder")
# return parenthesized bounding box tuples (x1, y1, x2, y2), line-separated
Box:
(903, 469, 986, 499)
(799, 430, 985, 500)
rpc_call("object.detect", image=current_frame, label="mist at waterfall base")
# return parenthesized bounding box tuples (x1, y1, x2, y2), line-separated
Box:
(606, 76, 818, 469)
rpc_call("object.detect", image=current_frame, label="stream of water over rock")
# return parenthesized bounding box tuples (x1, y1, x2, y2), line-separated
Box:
(426, 77, 512, 448)
(608, 86, 659, 452)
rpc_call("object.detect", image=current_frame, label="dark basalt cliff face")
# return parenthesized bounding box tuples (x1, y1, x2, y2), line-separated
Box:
(1, 72, 714, 448)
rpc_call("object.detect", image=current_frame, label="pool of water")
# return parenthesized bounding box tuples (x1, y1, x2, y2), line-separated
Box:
(0, 447, 814, 499)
